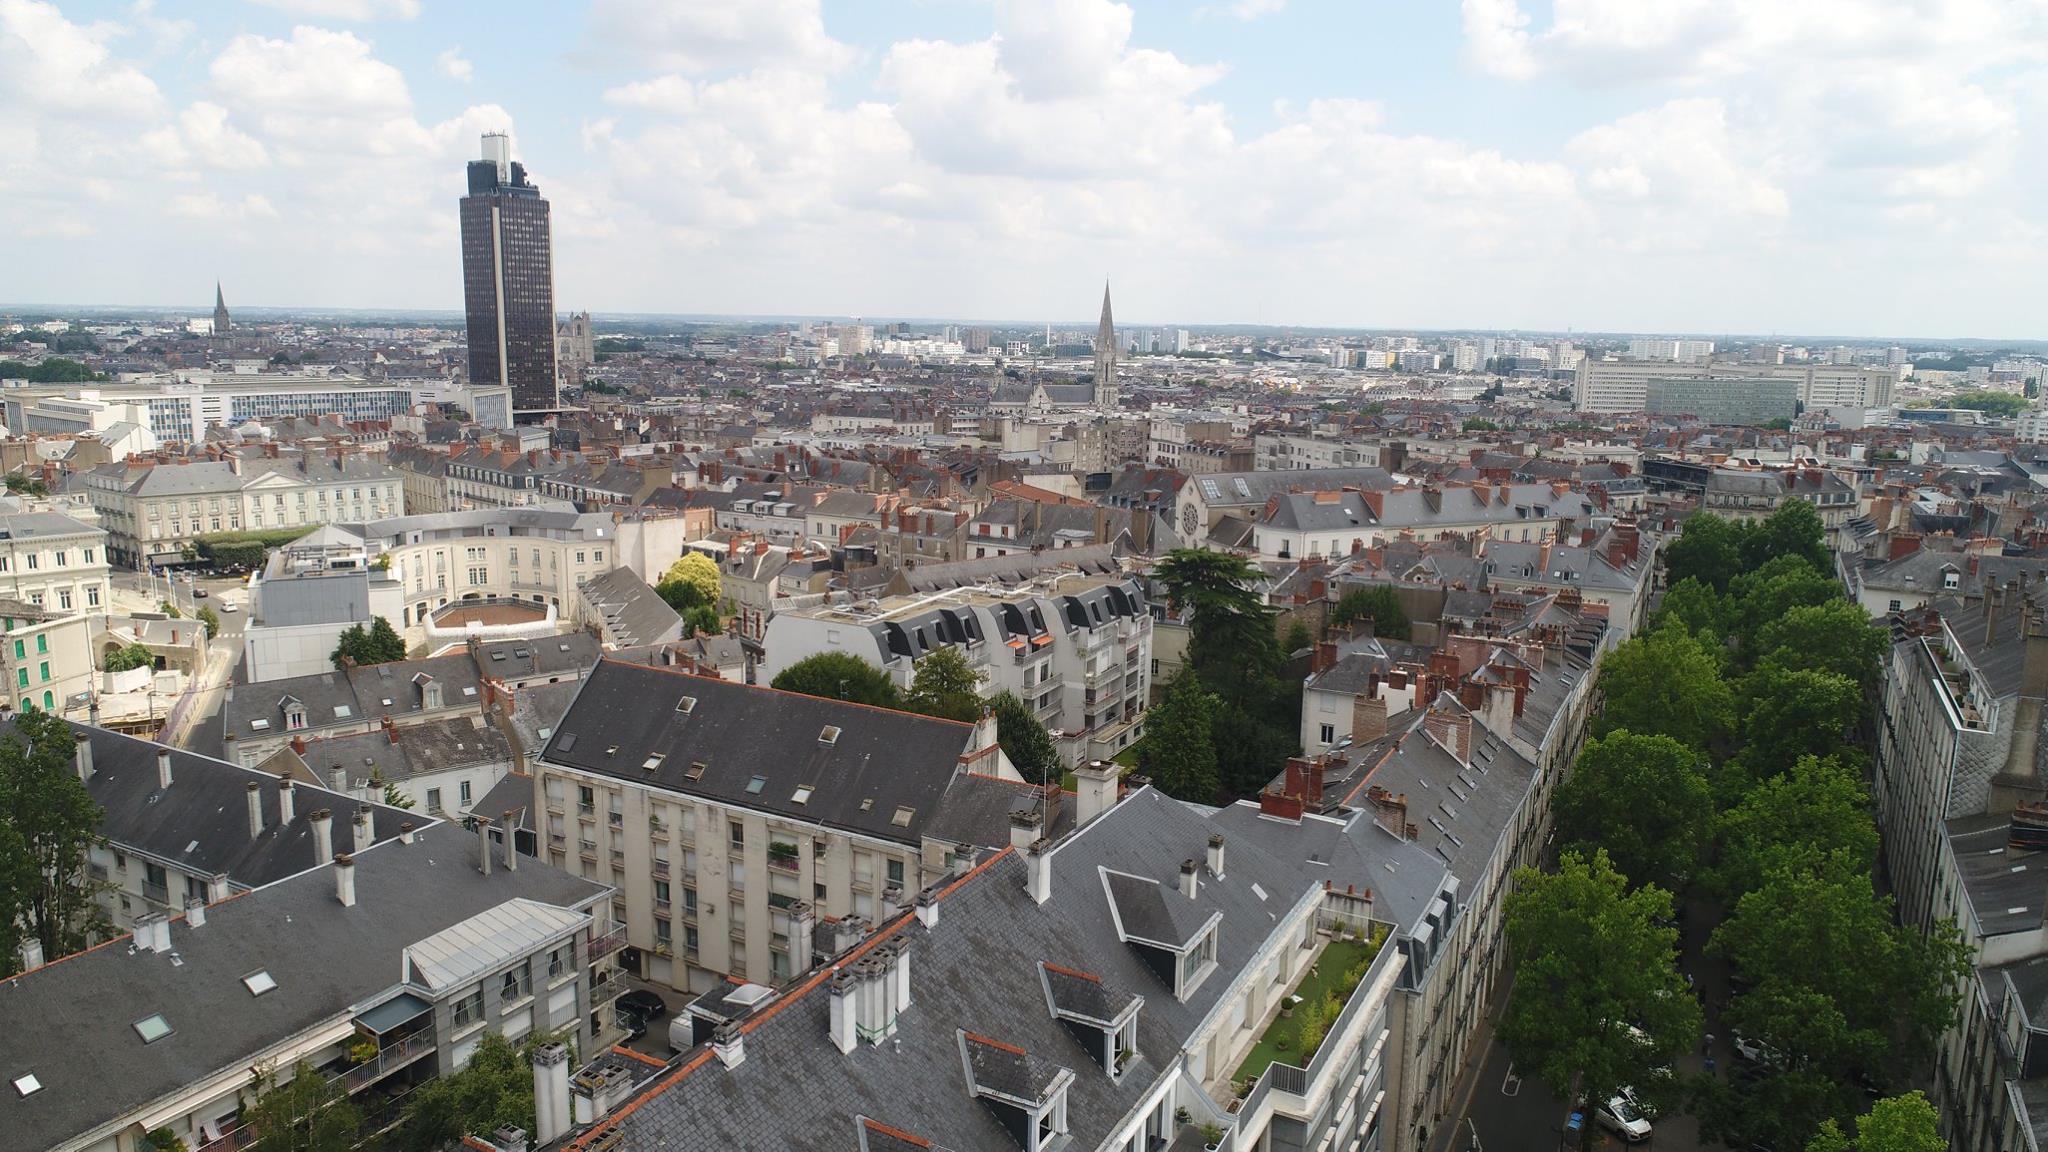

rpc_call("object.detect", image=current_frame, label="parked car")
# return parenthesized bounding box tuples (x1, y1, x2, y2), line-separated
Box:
(1733, 1033, 1786, 1068)
(1594, 1091, 1653, 1143)
(217, 601, 239, 613)
(616, 989, 668, 1022)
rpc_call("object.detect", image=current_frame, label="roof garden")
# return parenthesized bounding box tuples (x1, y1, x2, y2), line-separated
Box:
(1232, 922, 1391, 1089)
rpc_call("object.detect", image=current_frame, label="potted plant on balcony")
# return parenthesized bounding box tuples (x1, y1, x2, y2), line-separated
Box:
(1200, 1122, 1224, 1151)
(345, 1037, 379, 1068)
(768, 841, 799, 869)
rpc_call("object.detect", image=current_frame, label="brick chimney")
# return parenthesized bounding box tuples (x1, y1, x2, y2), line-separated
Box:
(1352, 694, 1389, 742)
(1422, 703, 1475, 765)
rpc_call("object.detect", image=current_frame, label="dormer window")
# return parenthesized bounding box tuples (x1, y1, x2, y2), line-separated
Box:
(958, 1031, 1073, 1152)
(1177, 925, 1220, 998)
(1944, 569, 1960, 590)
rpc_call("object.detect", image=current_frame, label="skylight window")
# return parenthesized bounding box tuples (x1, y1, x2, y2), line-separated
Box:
(791, 785, 814, 804)
(676, 696, 697, 714)
(746, 775, 767, 795)
(243, 970, 277, 996)
(819, 725, 841, 745)
(685, 761, 706, 781)
(333, 705, 352, 719)
(891, 806, 915, 827)
(133, 1014, 172, 1044)
(12, 1074, 40, 1097)
(462, 686, 478, 697)
(250, 718, 270, 731)
(642, 754, 665, 771)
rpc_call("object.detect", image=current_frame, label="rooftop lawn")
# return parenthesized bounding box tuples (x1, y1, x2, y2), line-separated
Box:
(1233, 926, 1389, 1087)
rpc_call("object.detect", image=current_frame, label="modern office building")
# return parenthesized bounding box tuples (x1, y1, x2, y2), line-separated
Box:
(1643, 376, 1799, 425)
(4, 375, 509, 445)
(1576, 359, 1895, 414)
(461, 133, 560, 418)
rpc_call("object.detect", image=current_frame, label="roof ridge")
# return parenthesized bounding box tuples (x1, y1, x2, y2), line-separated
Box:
(595, 657, 975, 728)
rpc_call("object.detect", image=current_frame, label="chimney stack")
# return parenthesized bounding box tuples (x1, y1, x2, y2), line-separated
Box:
(502, 811, 520, 871)
(277, 776, 296, 824)
(1072, 760, 1119, 828)
(1026, 838, 1053, 904)
(155, 748, 172, 791)
(477, 816, 494, 877)
(184, 895, 206, 929)
(1352, 694, 1389, 742)
(1178, 859, 1199, 900)
(399, 821, 415, 845)
(829, 967, 860, 1053)
(74, 732, 92, 782)
(135, 912, 172, 953)
(206, 872, 229, 903)
(329, 765, 348, 794)
(334, 853, 356, 906)
(712, 1020, 746, 1069)
(532, 1043, 572, 1147)
(1206, 834, 1226, 878)
(1008, 808, 1043, 853)
(246, 781, 264, 839)
(19, 938, 42, 971)
(310, 809, 333, 865)
(353, 808, 374, 854)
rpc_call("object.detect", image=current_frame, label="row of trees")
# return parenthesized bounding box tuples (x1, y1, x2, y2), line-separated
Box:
(770, 647, 1063, 784)
(1502, 502, 1962, 1151)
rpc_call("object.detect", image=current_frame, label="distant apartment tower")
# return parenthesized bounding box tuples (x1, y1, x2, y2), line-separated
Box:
(1627, 337, 1714, 363)
(961, 326, 992, 353)
(460, 132, 559, 418)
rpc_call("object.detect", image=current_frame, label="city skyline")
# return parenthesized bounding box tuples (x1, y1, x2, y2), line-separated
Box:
(4, 1, 2046, 336)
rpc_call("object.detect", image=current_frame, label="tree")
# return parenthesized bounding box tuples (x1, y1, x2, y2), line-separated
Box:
(1728, 554, 1844, 649)
(770, 651, 902, 709)
(989, 691, 1060, 783)
(1553, 731, 1714, 893)
(1463, 417, 1500, 432)
(658, 553, 722, 607)
(1593, 625, 1736, 751)
(1154, 549, 1298, 795)
(905, 647, 984, 723)
(1853, 1092, 1944, 1152)
(1755, 600, 1889, 691)
(1737, 665, 1862, 777)
(1662, 513, 1750, 594)
(0, 710, 109, 972)
(159, 600, 182, 619)
(331, 617, 405, 670)
(398, 1033, 537, 1149)
(196, 605, 220, 640)
(1138, 671, 1220, 803)
(104, 643, 155, 673)
(1500, 850, 1700, 1126)
(1329, 585, 1411, 640)
(1280, 618, 1312, 656)
(1739, 499, 1833, 578)
(380, 783, 415, 810)
(1712, 755, 1877, 899)
(1652, 577, 1725, 645)
(242, 1061, 360, 1152)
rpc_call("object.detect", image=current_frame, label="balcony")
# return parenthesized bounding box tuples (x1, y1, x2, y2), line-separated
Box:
(337, 1029, 435, 1094)
(142, 880, 170, 907)
(588, 926, 628, 960)
(1226, 924, 1393, 1127)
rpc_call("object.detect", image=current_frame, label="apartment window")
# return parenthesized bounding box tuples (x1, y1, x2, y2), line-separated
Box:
(575, 551, 586, 564)
(427, 787, 443, 812)
(82, 549, 93, 564)
(1320, 724, 1335, 745)
(654, 878, 671, 906)
(23, 554, 35, 570)
(459, 781, 473, 807)
(500, 965, 531, 1003)
(578, 785, 595, 813)
(52, 551, 65, 566)
(14, 669, 24, 690)
(729, 820, 744, 849)
(654, 917, 672, 945)
(887, 858, 905, 887)
(684, 924, 700, 955)
(56, 590, 70, 611)
(1889, 600, 1903, 613)
(451, 986, 485, 1029)
(85, 586, 98, 608)
(594, 550, 604, 563)
(683, 886, 698, 915)
(11, 640, 21, 660)
(547, 945, 570, 980)
(35, 635, 45, 655)
(38, 663, 49, 683)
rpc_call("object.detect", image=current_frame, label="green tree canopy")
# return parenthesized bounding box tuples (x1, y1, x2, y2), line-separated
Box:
(398, 1033, 538, 1149)
(1500, 849, 1701, 1121)
(1662, 512, 1750, 594)
(196, 605, 220, 640)
(242, 1061, 360, 1152)
(104, 643, 155, 673)
(1593, 624, 1736, 751)
(1851, 1092, 1945, 1152)
(770, 651, 903, 709)
(989, 691, 1060, 784)
(1754, 599, 1888, 690)
(1653, 576, 1726, 644)
(1329, 584, 1411, 640)
(1138, 670, 1220, 803)
(1553, 731, 1715, 893)
(658, 553, 722, 607)
(1738, 665, 1862, 776)
(1153, 548, 1297, 797)
(331, 617, 406, 670)
(1712, 755, 1878, 899)
(1740, 499, 1834, 576)
(1728, 554, 1844, 649)
(904, 647, 985, 723)
(1940, 389, 2030, 416)
(0, 710, 108, 972)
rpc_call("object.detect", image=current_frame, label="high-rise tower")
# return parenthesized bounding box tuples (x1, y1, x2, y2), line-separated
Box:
(1094, 281, 1117, 412)
(211, 283, 230, 337)
(460, 132, 558, 417)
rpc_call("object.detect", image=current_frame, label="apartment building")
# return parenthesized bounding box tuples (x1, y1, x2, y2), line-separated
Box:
(760, 575, 1154, 764)
(532, 784, 1410, 1152)
(1, 602, 96, 715)
(529, 658, 1042, 993)
(1174, 467, 1394, 539)
(1701, 468, 1858, 542)
(1252, 432, 1388, 471)
(0, 511, 111, 615)
(1251, 483, 1598, 562)
(1479, 521, 1657, 638)
(84, 453, 405, 569)
(0, 808, 614, 1152)
(1574, 359, 1896, 414)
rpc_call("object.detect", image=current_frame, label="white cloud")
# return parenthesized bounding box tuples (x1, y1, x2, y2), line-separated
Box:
(245, 0, 420, 20)
(583, 0, 852, 74)
(0, 0, 165, 118)
(169, 191, 280, 220)
(212, 26, 411, 116)
(435, 47, 472, 82)
(1231, 0, 1286, 18)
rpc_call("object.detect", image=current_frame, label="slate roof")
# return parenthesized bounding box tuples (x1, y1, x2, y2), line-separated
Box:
(1185, 468, 1395, 509)
(75, 722, 417, 889)
(0, 828, 606, 1152)
(1946, 812, 2047, 938)
(281, 713, 512, 791)
(221, 651, 486, 739)
(595, 787, 1327, 1152)
(538, 660, 984, 847)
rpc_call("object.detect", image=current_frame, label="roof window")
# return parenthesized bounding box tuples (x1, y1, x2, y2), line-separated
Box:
(133, 1014, 172, 1044)
(243, 970, 277, 996)
(792, 784, 814, 804)
(819, 725, 841, 745)
(746, 775, 767, 794)
(676, 696, 697, 714)
(11, 1074, 39, 1097)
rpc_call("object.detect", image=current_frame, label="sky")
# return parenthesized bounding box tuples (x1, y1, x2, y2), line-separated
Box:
(3, 0, 2047, 337)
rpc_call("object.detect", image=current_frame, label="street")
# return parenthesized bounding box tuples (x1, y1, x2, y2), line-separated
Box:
(110, 568, 246, 757)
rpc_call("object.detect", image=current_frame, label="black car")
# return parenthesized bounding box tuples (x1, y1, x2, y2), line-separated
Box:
(192, 589, 209, 599)
(616, 989, 667, 1022)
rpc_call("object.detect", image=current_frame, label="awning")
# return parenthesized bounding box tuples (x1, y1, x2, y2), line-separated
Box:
(355, 992, 432, 1035)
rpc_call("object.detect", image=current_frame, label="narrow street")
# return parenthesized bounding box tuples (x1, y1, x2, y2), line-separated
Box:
(110, 569, 246, 756)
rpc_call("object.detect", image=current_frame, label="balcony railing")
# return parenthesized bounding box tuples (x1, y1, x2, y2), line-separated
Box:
(338, 1030, 436, 1094)
(588, 927, 628, 960)
(142, 880, 170, 906)
(1229, 925, 1395, 1133)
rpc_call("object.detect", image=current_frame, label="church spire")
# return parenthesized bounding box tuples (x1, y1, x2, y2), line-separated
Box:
(1092, 280, 1118, 413)
(212, 282, 231, 337)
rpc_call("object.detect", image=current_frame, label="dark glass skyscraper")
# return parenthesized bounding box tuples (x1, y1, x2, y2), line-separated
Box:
(460, 133, 558, 417)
